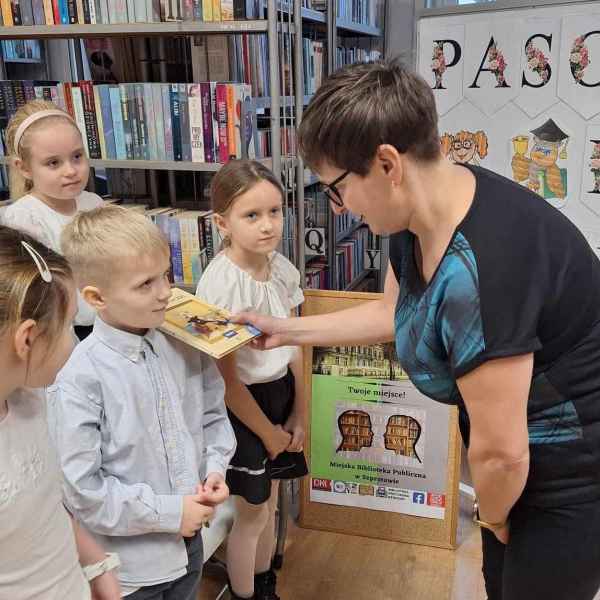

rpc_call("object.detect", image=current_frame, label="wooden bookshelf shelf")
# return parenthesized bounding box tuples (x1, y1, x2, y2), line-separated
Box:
(0, 156, 273, 172)
(0, 20, 268, 40)
(336, 19, 382, 36)
(3, 57, 43, 63)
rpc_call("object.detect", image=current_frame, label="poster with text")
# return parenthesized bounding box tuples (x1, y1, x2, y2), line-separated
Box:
(310, 343, 451, 519)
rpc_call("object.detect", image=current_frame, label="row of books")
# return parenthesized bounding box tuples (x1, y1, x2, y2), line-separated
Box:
(1, 39, 41, 60)
(304, 189, 361, 239)
(302, 38, 324, 96)
(336, 45, 381, 68)
(0, 0, 263, 26)
(0, 79, 258, 164)
(310, 0, 382, 26)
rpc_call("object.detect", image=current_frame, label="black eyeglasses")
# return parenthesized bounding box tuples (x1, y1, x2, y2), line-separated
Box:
(321, 170, 350, 208)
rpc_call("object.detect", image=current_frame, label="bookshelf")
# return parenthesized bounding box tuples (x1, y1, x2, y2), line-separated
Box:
(299, 0, 386, 293)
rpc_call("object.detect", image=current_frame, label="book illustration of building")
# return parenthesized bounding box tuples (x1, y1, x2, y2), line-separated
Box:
(384, 415, 422, 463)
(313, 342, 407, 380)
(336, 410, 374, 452)
(166, 301, 235, 344)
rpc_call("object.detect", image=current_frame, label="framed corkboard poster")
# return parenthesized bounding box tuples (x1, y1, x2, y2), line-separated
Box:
(299, 290, 461, 550)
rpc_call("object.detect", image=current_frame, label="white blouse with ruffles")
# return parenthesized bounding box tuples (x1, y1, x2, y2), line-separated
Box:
(196, 251, 304, 385)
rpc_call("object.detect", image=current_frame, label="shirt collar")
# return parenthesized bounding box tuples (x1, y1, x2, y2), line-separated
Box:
(93, 317, 159, 362)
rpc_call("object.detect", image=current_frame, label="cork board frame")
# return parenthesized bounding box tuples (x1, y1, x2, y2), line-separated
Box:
(299, 289, 461, 550)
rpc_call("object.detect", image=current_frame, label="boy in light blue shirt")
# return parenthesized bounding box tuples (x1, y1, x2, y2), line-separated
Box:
(48, 204, 236, 598)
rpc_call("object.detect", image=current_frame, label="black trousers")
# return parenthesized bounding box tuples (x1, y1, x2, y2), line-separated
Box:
(481, 498, 600, 600)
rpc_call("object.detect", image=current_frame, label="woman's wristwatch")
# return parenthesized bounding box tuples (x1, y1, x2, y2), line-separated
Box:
(472, 500, 507, 531)
(83, 552, 121, 582)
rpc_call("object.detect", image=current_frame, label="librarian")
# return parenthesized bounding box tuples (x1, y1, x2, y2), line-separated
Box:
(234, 59, 600, 600)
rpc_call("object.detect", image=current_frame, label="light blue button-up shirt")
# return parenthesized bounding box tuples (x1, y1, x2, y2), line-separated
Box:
(47, 317, 236, 589)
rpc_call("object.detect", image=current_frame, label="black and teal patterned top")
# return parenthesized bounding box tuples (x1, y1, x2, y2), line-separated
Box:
(389, 165, 600, 507)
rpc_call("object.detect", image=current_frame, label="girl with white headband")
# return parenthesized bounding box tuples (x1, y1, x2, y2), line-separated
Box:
(0, 226, 120, 599)
(2, 100, 104, 341)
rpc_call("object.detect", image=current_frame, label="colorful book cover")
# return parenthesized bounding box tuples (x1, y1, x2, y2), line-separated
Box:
(215, 83, 229, 163)
(200, 82, 214, 163)
(150, 83, 165, 161)
(160, 287, 261, 359)
(226, 83, 236, 159)
(62, 82, 75, 119)
(178, 82, 191, 162)
(108, 85, 126, 160)
(187, 83, 204, 163)
(210, 81, 220, 162)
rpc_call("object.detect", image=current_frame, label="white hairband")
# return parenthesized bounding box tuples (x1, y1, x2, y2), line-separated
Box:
(21, 241, 53, 283)
(13, 109, 76, 156)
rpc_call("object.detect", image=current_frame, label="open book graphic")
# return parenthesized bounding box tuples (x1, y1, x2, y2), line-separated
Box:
(159, 287, 261, 359)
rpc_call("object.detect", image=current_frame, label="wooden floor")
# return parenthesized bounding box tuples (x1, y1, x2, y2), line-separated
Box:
(198, 493, 487, 600)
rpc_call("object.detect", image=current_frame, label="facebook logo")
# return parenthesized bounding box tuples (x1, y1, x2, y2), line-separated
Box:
(413, 492, 426, 504)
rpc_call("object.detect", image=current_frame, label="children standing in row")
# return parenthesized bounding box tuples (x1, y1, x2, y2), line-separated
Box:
(0, 226, 120, 599)
(197, 160, 308, 600)
(48, 205, 236, 598)
(2, 100, 104, 340)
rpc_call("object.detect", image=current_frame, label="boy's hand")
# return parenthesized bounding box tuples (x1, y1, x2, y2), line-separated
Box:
(196, 473, 229, 506)
(180, 495, 214, 537)
(90, 570, 121, 600)
(263, 425, 292, 460)
(283, 411, 305, 452)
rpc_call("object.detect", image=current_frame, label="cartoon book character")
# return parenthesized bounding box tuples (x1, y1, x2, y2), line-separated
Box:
(441, 130, 488, 165)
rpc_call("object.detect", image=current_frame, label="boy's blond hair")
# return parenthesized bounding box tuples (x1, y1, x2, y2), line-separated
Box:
(61, 204, 169, 287)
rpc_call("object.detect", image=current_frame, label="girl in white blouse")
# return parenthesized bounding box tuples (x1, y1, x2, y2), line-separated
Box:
(1, 100, 104, 341)
(0, 226, 119, 599)
(196, 160, 307, 600)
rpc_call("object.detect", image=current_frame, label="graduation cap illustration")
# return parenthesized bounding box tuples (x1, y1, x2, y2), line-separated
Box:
(530, 119, 569, 158)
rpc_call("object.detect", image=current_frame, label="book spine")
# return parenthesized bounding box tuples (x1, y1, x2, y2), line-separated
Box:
(187, 83, 204, 163)
(233, 0, 244, 18)
(128, 83, 141, 160)
(66, 0, 77, 23)
(168, 215, 184, 284)
(92, 85, 106, 159)
(178, 82, 191, 162)
(32, 0, 45, 23)
(118, 84, 133, 160)
(99, 0, 108, 22)
(189, 216, 202, 282)
(200, 82, 214, 163)
(225, 83, 236, 159)
(202, 213, 214, 261)
(1, 0, 14, 25)
(109, 85, 126, 160)
(201, 0, 211, 20)
(152, 84, 166, 161)
(240, 83, 255, 159)
(169, 83, 182, 161)
(143, 83, 157, 160)
(215, 83, 229, 163)
(134, 0, 146, 21)
(179, 217, 193, 284)
(126, 0, 134, 21)
(135, 83, 149, 160)
(161, 83, 174, 161)
(89, 0, 98, 22)
(221, 0, 232, 19)
(80, 81, 101, 159)
(211, 0, 219, 20)
(22, 80, 35, 102)
(70, 86, 90, 157)
(62, 82, 75, 118)
(233, 84, 243, 159)
(191, 0, 200, 19)
(181, 0, 191, 19)
(80, 0, 90, 23)
(12, 0, 23, 26)
(210, 81, 220, 161)
(99, 85, 116, 159)
(57, 0, 68, 22)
